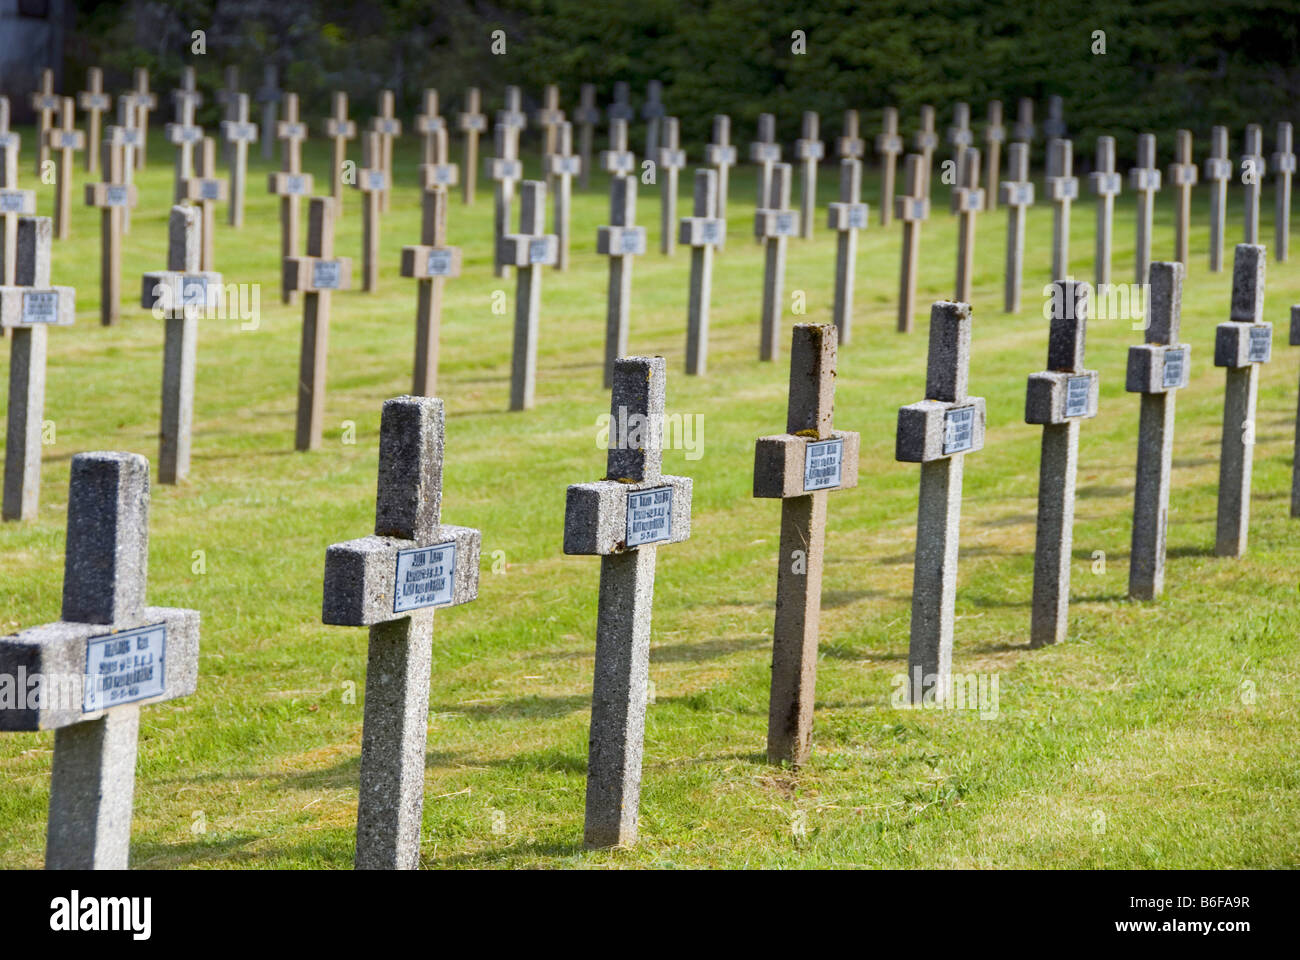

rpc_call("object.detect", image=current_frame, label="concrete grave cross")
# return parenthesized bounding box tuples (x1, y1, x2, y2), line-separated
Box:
(837, 109, 865, 160)
(256, 65, 282, 161)
(1290, 304, 1300, 517)
(419, 121, 459, 194)
(105, 97, 142, 235)
(750, 113, 782, 234)
(77, 68, 112, 174)
(487, 119, 523, 279)
(657, 116, 687, 255)
(497, 85, 528, 136)
(827, 157, 868, 343)
(84, 137, 138, 326)
(600, 116, 636, 177)
(755, 162, 797, 361)
(643, 80, 666, 158)
(1204, 126, 1231, 272)
(322, 395, 481, 870)
(607, 81, 634, 123)
(215, 66, 241, 169)
(0, 95, 18, 163)
(1272, 122, 1294, 262)
(952, 146, 984, 303)
(914, 104, 938, 198)
(0, 216, 75, 521)
(129, 68, 157, 169)
(544, 120, 580, 270)
(269, 93, 314, 303)
(681, 167, 725, 374)
(1043, 95, 1066, 140)
(0, 125, 37, 288)
(324, 92, 357, 215)
(596, 174, 647, 389)
(416, 88, 445, 166)
(1026, 280, 1100, 647)
(172, 65, 203, 117)
(502, 180, 559, 411)
(140, 205, 223, 485)
(1130, 133, 1162, 283)
(574, 83, 601, 189)
(795, 111, 824, 239)
(535, 84, 566, 179)
(220, 94, 258, 227)
(179, 136, 226, 272)
(1089, 136, 1121, 288)
(457, 87, 487, 205)
(0, 452, 200, 869)
(563, 355, 693, 849)
(704, 115, 736, 246)
(948, 101, 973, 156)
(30, 69, 60, 177)
(286, 197, 353, 451)
(1214, 244, 1270, 557)
(372, 90, 402, 213)
(165, 82, 204, 205)
(46, 98, 85, 240)
(1126, 261, 1190, 600)
(753, 323, 860, 765)
(1000, 141, 1034, 313)
(983, 100, 1005, 211)
(876, 106, 904, 226)
(355, 131, 387, 292)
(1046, 138, 1079, 282)
(896, 301, 985, 703)
(1169, 130, 1199, 267)
(896, 154, 931, 333)
(401, 176, 461, 397)
(1013, 97, 1035, 159)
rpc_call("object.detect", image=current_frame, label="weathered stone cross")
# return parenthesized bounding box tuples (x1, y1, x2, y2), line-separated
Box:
(643, 80, 665, 159)
(166, 82, 203, 205)
(837, 109, 864, 161)
(1204, 126, 1231, 272)
(876, 106, 903, 226)
(535, 84, 565, 183)
(356, 131, 386, 292)
(255, 65, 281, 161)
(401, 164, 460, 397)
(84, 137, 137, 326)
(128, 67, 157, 169)
(269, 93, 313, 303)
(372, 90, 402, 213)
(657, 116, 686, 255)
(1043, 95, 1066, 140)
(601, 116, 637, 178)
(47, 97, 84, 240)
(1046, 138, 1078, 282)
(568, 84, 598, 192)
(416, 88, 444, 165)
(564, 355, 693, 848)
(0, 216, 75, 521)
(914, 104, 938, 198)
(795, 111, 823, 240)
(607, 81, 634, 125)
(597, 173, 646, 388)
(487, 119, 523, 279)
(952, 146, 983, 302)
(948, 101, 973, 171)
(77, 68, 111, 174)
(0, 117, 36, 288)
(1291, 305, 1300, 518)
(30, 68, 59, 177)
(1089, 135, 1121, 288)
(681, 167, 725, 374)
(322, 395, 481, 870)
(1000, 141, 1034, 313)
(896, 153, 930, 333)
(756, 162, 797, 361)
(324, 92, 356, 215)
(1272, 122, 1294, 262)
(1013, 97, 1035, 166)
(1130, 133, 1162, 283)
(0, 451, 200, 869)
(754, 323, 859, 764)
(1126, 261, 1189, 600)
(215, 65, 241, 170)
(106, 97, 141, 234)
(1169, 129, 1198, 267)
(983, 100, 1004, 211)
(750, 113, 782, 233)
(704, 115, 735, 246)
(544, 120, 580, 270)
(828, 157, 868, 343)
(220, 93, 258, 227)
(179, 136, 225, 272)
(503, 180, 558, 411)
(457, 87, 487, 205)
(1027, 280, 1099, 647)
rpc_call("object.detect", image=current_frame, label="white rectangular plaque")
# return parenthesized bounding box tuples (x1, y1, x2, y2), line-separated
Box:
(21, 291, 59, 324)
(626, 486, 673, 547)
(1162, 347, 1187, 388)
(1065, 375, 1091, 417)
(803, 438, 844, 491)
(83, 623, 167, 713)
(427, 250, 453, 276)
(1248, 325, 1272, 363)
(943, 406, 975, 455)
(392, 543, 456, 613)
(312, 260, 341, 289)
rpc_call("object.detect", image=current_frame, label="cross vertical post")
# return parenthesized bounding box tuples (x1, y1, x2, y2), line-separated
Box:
(1046, 138, 1078, 282)
(896, 153, 930, 332)
(1089, 136, 1121, 289)
(488, 119, 522, 279)
(1001, 141, 1034, 313)
(256, 65, 281, 162)
(457, 87, 486, 205)
(953, 145, 983, 301)
(84, 137, 137, 326)
(682, 167, 724, 374)
(401, 166, 460, 398)
(914, 104, 938, 200)
(30, 69, 58, 177)
(597, 173, 646, 388)
(756, 162, 795, 361)
(1131, 133, 1161, 283)
(372, 90, 402, 213)
(47, 97, 84, 240)
(77, 68, 111, 173)
(269, 92, 312, 304)
(1271, 122, 1294, 262)
(1204, 127, 1231, 272)
(657, 116, 685, 255)
(1242, 125, 1265, 245)
(574, 83, 600, 190)
(1169, 129, 1198, 267)
(323, 92, 356, 216)
(221, 94, 258, 227)
(828, 157, 868, 343)
(750, 113, 781, 241)
(504, 180, 558, 410)
(704, 115, 735, 247)
(544, 120, 580, 270)
(356, 131, 386, 292)
(795, 111, 823, 239)
(876, 107, 903, 226)
(129, 68, 156, 169)
(983, 100, 1004, 211)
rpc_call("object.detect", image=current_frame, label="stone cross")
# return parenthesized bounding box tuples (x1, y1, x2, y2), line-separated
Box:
(948, 101, 973, 164)
(1130, 133, 1162, 283)
(0, 451, 200, 869)
(795, 111, 823, 240)
(608, 81, 634, 125)
(287, 197, 353, 451)
(141, 205, 222, 485)
(643, 80, 665, 159)
(1169, 129, 1198, 267)
(84, 138, 137, 326)
(215, 65, 241, 170)
(1126, 261, 1189, 600)
(256, 65, 281, 161)
(754, 323, 859, 764)
(179, 136, 225, 272)
(129, 68, 157, 169)
(563, 355, 693, 848)
(574, 83, 600, 189)
(535, 84, 565, 183)
(828, 158, 868, 344)
(322, 396, 480, 870)
(487, 120, 523, 279)
(1046, 138, 1078, 282)
(401, 171, 460, 397)
(498, 85, 528, 139)
(704, 115, 735, 246)
(503, 180, 558, 411)
(107, 97, 141, 235)
(544, 120, 580, 270)
(681, 168, 725, 374)
(1013, 97, 1035, 165)
(952, 146, 983, 302)
(1273, 122, 1294, 262)
(597, 174, 646, 388)
(837, 109, 864, 161)
(1000, 141, 1034, 313)
(1204, 126, 1231, 272)
(47, 98, 84, 240)
(356, 131, 386, 292)
(220, 94, 258, 227)
(1043, 95, 1066, 140)
(983, 100, 1004, 211)
(0, 216, 75, 521)
(896, 154, 930, 333)
(372, 90, 402, 213)
(416, 88, 444, 165)
(165, 84, 203, 205)
(1243, 126, 1267, 246)
(750, 113, 782, 233)
(914, 104, 938, 198)
(896, 301, 985, 702)
(1291, 305, 1300, 518)
(419, 123, 459, 197)
(30, 68, 59, 177)
(657, 116, 686, 255)
(269, 93, 312, 302)
(1214, 244, 1270, 557)
(172, 65, 203, 116)
(756, 162, 796, 361)
(324, 92, 356, 215)
(457, 87, 487, 205)
(0, 123, 36, 288)
(600, 117, 637, 179)
(1027, 280, 1099, 647)
(876, 106, 903, 226)
(77, 68, 111, 174)
(1089, 136, 1121, 288)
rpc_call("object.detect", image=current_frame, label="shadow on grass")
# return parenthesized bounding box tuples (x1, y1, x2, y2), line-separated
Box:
(1077, 484, 1131, 499)
(1166, 544, 1216, 558)
(484, 749, 588, 775)
(981, 512, 1037, 528)
(428, 694, 590, 721)
(822, 642, 906, 661)
(431, 837, 589, 866)
(651, 635, 770, 662)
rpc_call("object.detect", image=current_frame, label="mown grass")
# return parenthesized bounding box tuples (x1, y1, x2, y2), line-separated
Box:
(0, 125, 1297, 868)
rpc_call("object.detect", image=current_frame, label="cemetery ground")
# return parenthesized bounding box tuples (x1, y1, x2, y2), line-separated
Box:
(1, 131, 1297, 869)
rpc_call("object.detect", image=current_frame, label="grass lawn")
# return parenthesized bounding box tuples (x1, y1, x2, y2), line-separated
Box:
(1, 127, 1297, 868)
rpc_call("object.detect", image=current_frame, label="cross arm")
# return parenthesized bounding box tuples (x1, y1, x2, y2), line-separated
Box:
(421, 163, 460, 189)
(400, 244, 462, 279)
(0, 283, 75, 327)
(1025, 369, 1100, 423)
(1127, 344, 1190, 393)
(322, 528, 480, 626)
(754, 430, 860, 498)
(500, 233, 559, 267)
(140, 270, 223, 316)
(563, 477, 692, 555)
(284, 256, 353, 293)
(180, 176, 228, 203)
(0, 189, 36, 215)
(896, 398, 986, 462)
(84, 183, 138, 209)
(268, 171, 315, 196)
